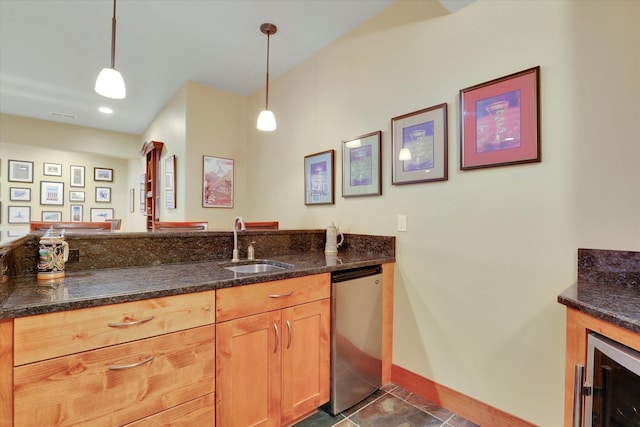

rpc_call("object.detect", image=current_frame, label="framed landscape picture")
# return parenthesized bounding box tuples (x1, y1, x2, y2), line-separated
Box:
(9, 187, 31, 202)
(202, 156, 234, 208)
(41, 211, 62, 222)
(69, 191, 85, 202)
(94, 167, 113, 182)
(43, 162, 62, 177)
(90, 208, 114, 222)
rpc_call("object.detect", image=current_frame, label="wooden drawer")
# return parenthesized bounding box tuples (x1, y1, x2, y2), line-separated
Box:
(14, 290, 215, 366)
(216, 274, 330, 322)
(123, 393, 214, 426)
(14, 325, 215, 427)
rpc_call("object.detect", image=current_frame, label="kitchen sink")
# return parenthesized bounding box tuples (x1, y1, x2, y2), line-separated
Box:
(223, 260, 293, 274)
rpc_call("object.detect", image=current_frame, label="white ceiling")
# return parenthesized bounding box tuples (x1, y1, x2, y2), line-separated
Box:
(0, 0, 474, 135)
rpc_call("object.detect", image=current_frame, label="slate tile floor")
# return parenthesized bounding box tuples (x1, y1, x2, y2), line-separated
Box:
(293, 384, 479, 427)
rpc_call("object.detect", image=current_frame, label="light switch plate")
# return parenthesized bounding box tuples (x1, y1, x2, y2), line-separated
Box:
(397, 214, 407, 232)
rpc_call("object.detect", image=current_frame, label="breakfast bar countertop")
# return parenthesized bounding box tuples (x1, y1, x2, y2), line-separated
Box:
(0, 252, 394, 319)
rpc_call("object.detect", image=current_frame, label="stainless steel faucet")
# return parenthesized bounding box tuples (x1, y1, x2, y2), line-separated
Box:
(232, 216, 245, 262)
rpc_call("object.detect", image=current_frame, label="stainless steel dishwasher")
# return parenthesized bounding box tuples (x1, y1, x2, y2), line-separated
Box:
(326, 265, 383, 415)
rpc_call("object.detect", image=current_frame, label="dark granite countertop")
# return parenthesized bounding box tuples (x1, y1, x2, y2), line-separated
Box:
(557, 281, 640, 334)
(557, 248, 640, 334)
(0, 252, 394, 319)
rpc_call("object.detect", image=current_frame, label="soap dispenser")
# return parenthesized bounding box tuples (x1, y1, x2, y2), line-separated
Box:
(247, 242, 255, 261)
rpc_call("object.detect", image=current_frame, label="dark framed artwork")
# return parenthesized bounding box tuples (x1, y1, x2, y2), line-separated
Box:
(391, 103, 448, 184)
(41, 211, 62, 222)
(460, 66, 540, 170)
(8, 160, 33, 183)
(304, 150, 335, 205)
(95, 187, 111, 203)
(43, 162, 62, 176)
(94, 167, 113, 182)
(342, 131, 382, 197)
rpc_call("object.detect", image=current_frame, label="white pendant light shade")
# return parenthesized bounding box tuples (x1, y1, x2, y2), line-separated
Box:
(95, 0, 126, 99)
(257, 23, 277, 132)
(257, 109, 276, 131)
(398, 148, 412, 161)
(95, 67, 126, 99)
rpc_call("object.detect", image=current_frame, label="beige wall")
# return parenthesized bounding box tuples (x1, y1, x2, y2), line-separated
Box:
(245, 1, 640, 425)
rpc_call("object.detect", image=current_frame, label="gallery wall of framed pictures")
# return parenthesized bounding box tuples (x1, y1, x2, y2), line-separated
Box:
(1, 151, 127, 231)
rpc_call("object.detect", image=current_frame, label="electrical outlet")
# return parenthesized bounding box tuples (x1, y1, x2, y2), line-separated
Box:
(397, 214, 407, 232)
(68, 249, 80, 263)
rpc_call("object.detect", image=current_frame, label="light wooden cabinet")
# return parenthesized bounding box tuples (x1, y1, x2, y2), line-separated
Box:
(8, 291, 216, 427)
(215, 274, 330, 427)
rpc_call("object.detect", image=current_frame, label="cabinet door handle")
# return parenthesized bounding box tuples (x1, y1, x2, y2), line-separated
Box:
(107, 315, 155, 328)
(268, 291, 293, 298)
(573, 364, 584, 427)
(286, 320, 292, 350)
(108, 355, 155, 371)
(274, 323, 280, 354)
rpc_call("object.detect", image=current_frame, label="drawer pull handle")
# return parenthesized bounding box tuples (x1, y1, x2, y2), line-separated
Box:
(108, 355, 155, 371)
(268, 291, 293, 298)
(107, 315, 155, 328)
(274, 323, 280, 354)
(286, 320, 292, 350)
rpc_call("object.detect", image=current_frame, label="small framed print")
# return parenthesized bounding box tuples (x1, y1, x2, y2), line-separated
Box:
(94, 167, 113, 182)
(43, 162, 62, 176)
(460, 66, 540, 170)
(70, 204, 83, 222)
(70, 165, 85, 187)
(41, 211, 62, 222)
(9, 187, 31, 201)
(8, 160, 33, 183)
(95, 187, 111, 203)
(8, 206, 30, 224)
(40, 181, 64, 205)
(90, 208, 114, 222)
(304, 150, 335, 205)
(392, 103, 448, 184)
(69, 191, 85, 202)
(342, 131, 382, 197)
(165, 155, 176, 209)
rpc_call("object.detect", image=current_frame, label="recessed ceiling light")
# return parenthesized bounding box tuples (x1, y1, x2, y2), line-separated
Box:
(99, 107, 114, 114)
(49, 112, 77, 119)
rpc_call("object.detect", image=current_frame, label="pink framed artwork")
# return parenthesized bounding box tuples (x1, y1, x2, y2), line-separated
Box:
(460, 66, 540, 170)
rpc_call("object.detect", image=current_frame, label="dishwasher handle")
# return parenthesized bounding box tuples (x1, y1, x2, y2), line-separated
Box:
(331, 265, 382, 283)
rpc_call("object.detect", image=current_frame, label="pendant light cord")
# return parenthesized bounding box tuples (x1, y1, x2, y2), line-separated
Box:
(110, 0, 117, 69)
(264, 31, 270, 110)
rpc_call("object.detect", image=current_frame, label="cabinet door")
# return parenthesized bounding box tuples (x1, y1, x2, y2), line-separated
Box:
(281, 299, 330, 425)
(216, 311, 281, 427)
